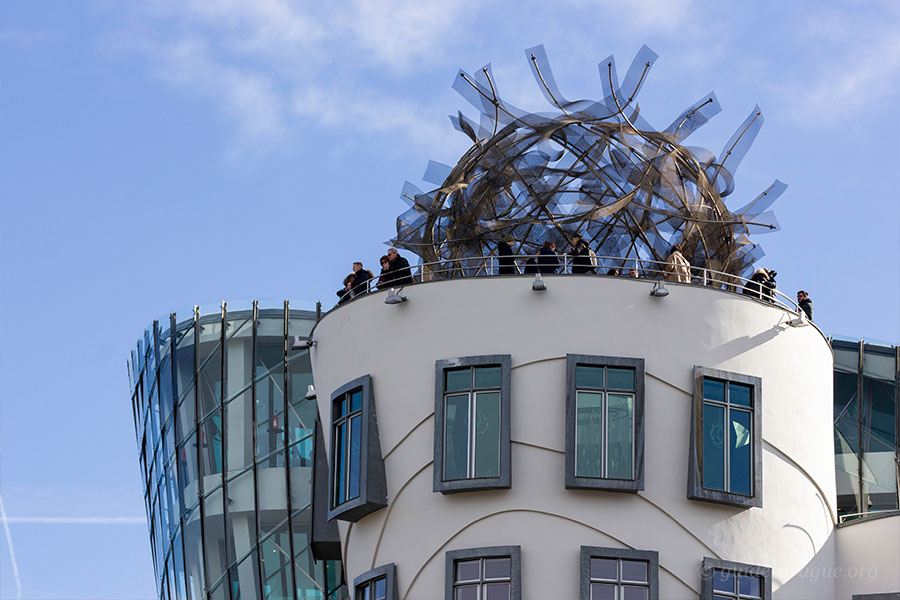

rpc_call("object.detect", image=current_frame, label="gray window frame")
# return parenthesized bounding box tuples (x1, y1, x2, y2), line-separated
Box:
(434, 355, 512, 494)
(700, 557, 772, 600)
(566, 354, 645, 492)
(327, 374, 388, 522)
(445, 545, 521, 600)
(851, 594, 900, 600)
(688, 366, 763, 508)
(353, 563, 399, 600)
(580, 546, 659, 600)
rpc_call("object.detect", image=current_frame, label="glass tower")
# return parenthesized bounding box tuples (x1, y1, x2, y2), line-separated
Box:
(128, 301, 344, 600)
(832, 338, 900, 521)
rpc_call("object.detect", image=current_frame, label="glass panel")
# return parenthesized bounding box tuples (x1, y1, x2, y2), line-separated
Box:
(833, 347, 859, 371)
(704, 378, 725, 402)
(729, 382, 752, 407)
(485, 583, 510, 600)
(833, 371, 860, 516)
(590, 557, 617, 580)
(607, 367, 634, 391)
(197, 344, 222, 420)
(182, 506, 205, 594)
(444, 394, 470, 481)
(202, 487, 227, 589)
(862, 374, 898, 511)
(622, 587, 648, 600)
(730, 409, 753, 495)
(225, 387, 253, 471)
(483, 557, 511, 579)
(199, 413, 224, 478)
(232, 548, 261, 600)
(474, 392, 501, 478)
(287, 353, 315, 467)
(702, 404, 726, 491)
(456, 559, 480, 582)
(259, 519, 293, 597)
(446, 368, 471, 392)
(333, 421, 346, 504)
(576, 365, 604, 389)
(348, 414, 362, 500)
(712, 569, 734, 592)
(576, 392, 604, 478)
(334, 397, 345, 419)
(474, 366, 501, 389)
(607, 393, 634, 479)
(350, 389, 363, 413)
(590, 583, 615, 600)
(357, 585, 370, 600)
(455, 586, 477, 600)
(160, 354, 175, 425)
(621, 559, 648, 583)
(373, 576, 386, 600)
(226, 469, 257, 568)
(863, 350, 897, 381)
(738, 574, 761, 597)
(176, 383, 195, 446)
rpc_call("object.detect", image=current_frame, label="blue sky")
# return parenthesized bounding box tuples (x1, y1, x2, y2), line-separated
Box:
(1, 0, 898, 597)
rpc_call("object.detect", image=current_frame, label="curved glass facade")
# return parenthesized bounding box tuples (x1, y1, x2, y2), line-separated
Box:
(128, 301, 344, 600)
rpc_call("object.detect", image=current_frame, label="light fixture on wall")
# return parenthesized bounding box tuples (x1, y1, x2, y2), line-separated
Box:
(385, 288, 408, 305)
(786, 312, 810, 327)
(649, 281, 669, 297)
(532, 273, 546, 292)
(292, 335, 317, 349)
(305, 384, 317, 400)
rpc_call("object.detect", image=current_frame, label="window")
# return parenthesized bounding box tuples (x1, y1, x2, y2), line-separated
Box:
(689, 367, 762, 508)
(700, 558, 771, 600)
(353, 563, 398, 600)
(580, 546, 658, 600)
(434, 356, 511, 493)
(445, 546, 521, 600)
(566, 355, 645, 491)
(327, 375, 387, 522)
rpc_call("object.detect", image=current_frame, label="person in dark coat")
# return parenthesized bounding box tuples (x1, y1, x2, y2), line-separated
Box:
(743, 268, 776, 301)
(570, 235, 594, 274)
(351, 262, 373, 296)
(386, 247, 413, 286)
(537, 241, 559, 274)
(376, 255, 392, 289)
(336, 273, 355, 305)
(497, 235, 516, 275)
(797, 290, 814, 320)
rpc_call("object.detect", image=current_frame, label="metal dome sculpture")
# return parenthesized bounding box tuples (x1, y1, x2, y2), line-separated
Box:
(391, 44, 786, 278)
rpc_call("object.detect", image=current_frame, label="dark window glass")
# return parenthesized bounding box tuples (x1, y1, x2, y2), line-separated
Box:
(701, 376, 755, 497)
(332, 388, 363, 507)
(442, 366, 502, 481)
(576, 365, 604, 389)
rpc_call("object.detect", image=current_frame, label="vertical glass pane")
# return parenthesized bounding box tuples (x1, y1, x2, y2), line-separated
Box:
(174, 323, 196, 399)
(590, 557, 617, 580)
(333, 422, 346, 504)
(348, 414, 362, 500)
(576, 365, 604, 388)
(712, 569, 733, 592)
(474, 366, 501, 388)
(739, 574, 761, 597)
(622, 587, 648, 600)
(226, 469, 257, 567)
(182, 506, 206, 597)
(483, 557, 511, 579)
(373, 577, 386, 600)
(260, 520, 293, 598)
(474, 392, 501, 478)
(225, 389, 253, 471)
(446, 368, 471, 392)
(729, 382, 752, 407)
(358, 584, 370, 600)
(176, 382, 195, 446)
(202, 487, 227, 590)
(444, 394, 470, 480)
(160, 354, 175, 425)
(198, 344, 222, 420)
(576, 392, 604, 478)
(607, 393, 634, 479)
(703, 378, 725, 402)
(834, 371, 860, 516)
(455, 586, 477, 600)
(350, 390, 362, 413)
(607, 367, 634, 390)
(862, 375, 898, 511)
(485, 583, 510, 600)
(232, 549, 261, 600)
(730, 409, 753, 495)
(590, 583, 615, 600)
(702, 403, 726, 491)
(621, 559, 648, 583)
(455, 559, 480, 582)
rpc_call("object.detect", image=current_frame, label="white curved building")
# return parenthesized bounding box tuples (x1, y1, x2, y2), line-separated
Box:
(305, 274, 897, 599)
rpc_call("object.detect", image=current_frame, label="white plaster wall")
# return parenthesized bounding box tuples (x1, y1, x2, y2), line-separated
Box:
(835, 515, 900, 598)
(309, 275, 836, 599)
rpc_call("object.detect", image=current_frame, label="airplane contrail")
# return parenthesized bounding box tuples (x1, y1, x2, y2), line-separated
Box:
(0, 490, 23, 600)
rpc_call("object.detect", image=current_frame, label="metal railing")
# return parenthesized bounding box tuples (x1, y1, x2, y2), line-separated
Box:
(338, 253, 803, 315)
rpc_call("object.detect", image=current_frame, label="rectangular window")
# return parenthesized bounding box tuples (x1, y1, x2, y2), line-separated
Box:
(580, 546, 658, 600)
(353, 563, 398, 600)
(700, 558, 771, 600)
(327, 375, 387, 522)
(434, 356, 511, 493)
(445, 546, 520, 600)
(567, 355, 645, 492)
(689, 368, 762, 508)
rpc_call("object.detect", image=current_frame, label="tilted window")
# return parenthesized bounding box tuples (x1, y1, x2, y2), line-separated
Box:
(700, 557, 771, 600)
(434, 356, 511, 493)
(580, 546, 659, 600)
(689, 367, 762, 508)
(328, 375, 387, 522)
(354, 563, 398, 600)
(566, 355, 645, 491)
(445, 546, 521, 600)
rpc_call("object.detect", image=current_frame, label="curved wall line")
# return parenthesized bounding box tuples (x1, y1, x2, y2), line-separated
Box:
(382, 413, 433, 460)
(763, 441, 837, 526)
(370, 461, 433, 570)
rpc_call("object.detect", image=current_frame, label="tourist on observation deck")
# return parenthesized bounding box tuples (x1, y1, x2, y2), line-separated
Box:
(570, 235, 595, 274)
(336, 274, 355, 305)
(797, 290, 814, 320)
(385, 247, 413, 286)
(351, 262, 373, 296)
(664, 244, 691, 283)
(537, 241, 560, 274)
(497, 235, 516, 275)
